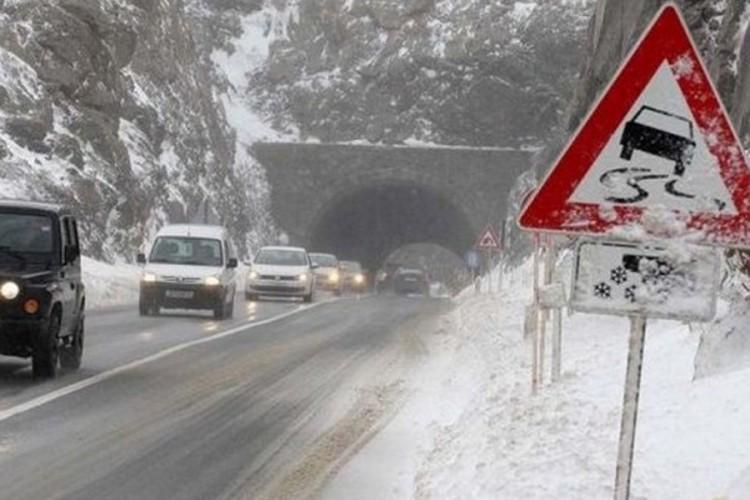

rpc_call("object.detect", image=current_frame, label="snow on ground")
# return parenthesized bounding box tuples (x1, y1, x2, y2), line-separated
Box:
(81, 256, 140, 310)
(328, 260, 750, 499)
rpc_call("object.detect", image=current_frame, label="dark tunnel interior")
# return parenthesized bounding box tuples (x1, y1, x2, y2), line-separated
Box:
(309, 183, 475, 272)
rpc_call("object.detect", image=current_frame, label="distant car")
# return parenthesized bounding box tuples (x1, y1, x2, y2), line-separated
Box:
(309, 253, 342, 295)
(0, 200, 85, 378)
(340, 260, 366, 292)
(246, 246, 315, 302)
(620, 105, 695, 175)
(393, 268, 429, 296)
(375, 261, 402, 294)
(138, 224, 238, 319)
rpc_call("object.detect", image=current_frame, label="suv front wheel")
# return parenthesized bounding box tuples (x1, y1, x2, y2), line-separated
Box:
(33, 311, 61, 379)
(60, 314, 84, 371)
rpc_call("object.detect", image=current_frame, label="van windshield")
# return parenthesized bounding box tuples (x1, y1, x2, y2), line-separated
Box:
(149, 237, 223, 267)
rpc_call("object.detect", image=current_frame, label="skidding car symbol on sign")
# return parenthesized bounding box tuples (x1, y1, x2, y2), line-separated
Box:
(598, 104, 712, 206)
(619, 105, 695, 176)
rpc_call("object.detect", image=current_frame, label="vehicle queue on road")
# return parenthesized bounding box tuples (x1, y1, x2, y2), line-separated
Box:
(0, 198, 430, 380)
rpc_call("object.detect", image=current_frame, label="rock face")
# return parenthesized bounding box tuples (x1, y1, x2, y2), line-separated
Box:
(247, 0, 594, 147)
(567, 0, 750, 144)
(0, 0, 273, 260)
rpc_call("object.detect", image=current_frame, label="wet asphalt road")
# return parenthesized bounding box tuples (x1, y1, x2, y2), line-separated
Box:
(0, 292, 448, 500)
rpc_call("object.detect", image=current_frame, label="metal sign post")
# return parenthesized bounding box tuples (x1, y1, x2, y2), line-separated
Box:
(475, 225, 501, 295)
(614, 315, 647, 500)
(551, 306, 562, 382)
(531, 233, 541, 393)
(484, 248, 492, 293)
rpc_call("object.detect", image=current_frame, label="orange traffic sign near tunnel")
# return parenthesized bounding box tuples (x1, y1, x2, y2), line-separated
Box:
(518, 3, 750, 248)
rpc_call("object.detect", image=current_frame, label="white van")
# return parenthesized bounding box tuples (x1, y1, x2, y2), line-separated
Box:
(137, 224, 238, 319)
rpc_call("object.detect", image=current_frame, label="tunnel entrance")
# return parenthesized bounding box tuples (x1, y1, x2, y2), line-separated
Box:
(308, 183, 475, 273)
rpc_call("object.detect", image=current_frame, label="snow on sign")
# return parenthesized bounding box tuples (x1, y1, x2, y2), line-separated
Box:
(475, 225, 500, 250)
(570, 239, 719, 321)
(518, 3, 750, 248)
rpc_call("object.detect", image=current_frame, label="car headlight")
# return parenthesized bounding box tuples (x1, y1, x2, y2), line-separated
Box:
(142, 273, 157, 283)
(329, 271, 340, 283)
(248, 271, 259, 280)
(0, 281, 20, 300)
(204, 276, 221, 286)
(354, 274, 364, 284)
(298, 273, 308, 282)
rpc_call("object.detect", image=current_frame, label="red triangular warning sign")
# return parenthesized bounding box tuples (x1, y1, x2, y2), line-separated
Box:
(475, 225, 500, 250)
(518, 3, 750, 248)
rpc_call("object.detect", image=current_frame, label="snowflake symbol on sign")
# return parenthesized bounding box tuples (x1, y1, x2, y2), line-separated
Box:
(610, 266, 628, 285)
(624, 285, 637, 303)
(594, 282, 612, 299)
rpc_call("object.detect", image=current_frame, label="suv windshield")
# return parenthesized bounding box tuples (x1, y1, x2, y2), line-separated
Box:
(0, 212, 55, 255)
(149, 237, 222, 266)
(255, 249, 308, 266)
(310, 254, 338, 267)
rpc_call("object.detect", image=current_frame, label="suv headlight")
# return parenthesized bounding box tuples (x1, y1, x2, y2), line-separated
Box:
(204, 276, 221, 286)
(0, 281, 20, 300)
(142, 273, 157, 283)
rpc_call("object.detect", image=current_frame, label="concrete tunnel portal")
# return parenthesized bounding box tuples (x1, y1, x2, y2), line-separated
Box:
(251, 142, 533, 274)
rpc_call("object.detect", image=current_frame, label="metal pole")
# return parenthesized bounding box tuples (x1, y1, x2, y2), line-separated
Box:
(498, 253, 504, 292)
(484, 249, 492, 294)
(538, 236, 555, 387)
(551, 307, 562, 382)
(531, 235, 540, 394)
(545, 237, 561, 383)
(614, 315, 647, 500)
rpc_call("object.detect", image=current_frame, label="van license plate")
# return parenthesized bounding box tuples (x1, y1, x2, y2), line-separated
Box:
(166, 290, 194, 299)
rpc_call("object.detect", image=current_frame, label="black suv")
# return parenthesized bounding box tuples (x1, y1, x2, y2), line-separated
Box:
(0, 200, 85, 378)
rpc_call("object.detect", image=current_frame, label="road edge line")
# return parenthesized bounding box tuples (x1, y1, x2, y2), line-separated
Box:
(0, 302, 326, 423)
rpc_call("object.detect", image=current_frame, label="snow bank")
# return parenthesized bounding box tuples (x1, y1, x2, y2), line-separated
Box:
(694, 300, 750, 379)
(82, 257, 140, 310)
(411, 261, 750, 499)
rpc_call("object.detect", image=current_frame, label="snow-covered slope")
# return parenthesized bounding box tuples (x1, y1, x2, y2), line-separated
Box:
(0, 0, 274, 260)
(329, 261, 750, 498)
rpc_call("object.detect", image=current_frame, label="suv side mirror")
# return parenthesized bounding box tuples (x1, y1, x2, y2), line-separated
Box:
(136, 253, 147, 264)
(64, 246, 80, 264)
(227, 258, 238, 269)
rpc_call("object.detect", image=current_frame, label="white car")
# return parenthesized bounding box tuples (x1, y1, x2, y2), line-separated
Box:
(309, 253, 342, 295)
(246, 246, 315, 302)
(137, 224, 238, 319)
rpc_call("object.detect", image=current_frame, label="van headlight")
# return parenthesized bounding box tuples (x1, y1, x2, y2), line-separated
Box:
(248, 271, 259, 280)
(0, 281, 20, 300)
(329, 271, 340, 283)
(142, 273, 157, 283)
(298, 273, 309, 282)
(204, 276, 221, 286)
